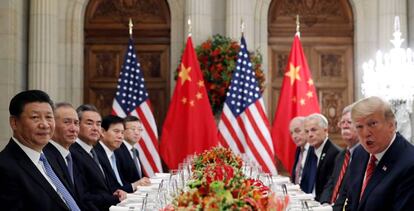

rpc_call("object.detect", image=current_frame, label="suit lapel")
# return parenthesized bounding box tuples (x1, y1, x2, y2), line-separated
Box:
(95, 143, 118, 184)
(9, 140, 69, 210)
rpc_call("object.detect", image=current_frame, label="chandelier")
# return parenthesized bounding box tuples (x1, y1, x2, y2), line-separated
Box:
(362, 16, 414, 112)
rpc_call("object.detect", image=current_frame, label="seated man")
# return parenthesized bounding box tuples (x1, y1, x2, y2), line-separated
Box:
(302, 113, 340, 201)
(115, 116, 150, 186)
(289, 116, 310, 185)
(0, 90, 81, 211)
(319, 105, 359, 210)
(95, 115, 149, 193)
(70, 104, 126, 211)
(345, 96, 414, 211)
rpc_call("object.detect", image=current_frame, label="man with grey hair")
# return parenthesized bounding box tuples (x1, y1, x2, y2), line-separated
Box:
(289, 116, 310, 185)
(320, 104, 359, 210)
(345, 96, 414, 211)
(302, 113, 340, 202)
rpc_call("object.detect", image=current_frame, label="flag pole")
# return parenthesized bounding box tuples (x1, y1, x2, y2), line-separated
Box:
(296, 14, 300, 38)
(129, 18, 133, 38)
(241, 19, 245, 37)
(187, 16, 192, 37)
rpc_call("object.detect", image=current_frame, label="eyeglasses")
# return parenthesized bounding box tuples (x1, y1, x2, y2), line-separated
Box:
(125, 127, 143, 132)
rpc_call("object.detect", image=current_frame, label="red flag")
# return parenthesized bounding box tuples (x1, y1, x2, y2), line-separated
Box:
(160, 37, 219, 169)
(272, 34, 320, 173)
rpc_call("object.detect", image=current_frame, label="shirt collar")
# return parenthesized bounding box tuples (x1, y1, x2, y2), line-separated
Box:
(76, 138, 93, 154)
(50, 140, 70, 158)
(99, 141, 114, 159)
(348, 142, 360, 156)
(12, 136, 42, 165)
(314, 137, 328, 159)
(123, 140, 134, 151)
(374, 133, 396, 162)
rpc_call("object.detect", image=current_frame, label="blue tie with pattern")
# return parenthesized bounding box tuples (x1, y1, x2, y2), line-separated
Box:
(40, 153, 80, 211)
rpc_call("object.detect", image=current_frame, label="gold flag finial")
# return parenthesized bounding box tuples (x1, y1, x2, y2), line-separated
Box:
(187, 16, 192, 37)
(296, 14, 300, 37)
(129, 18, 133, 37)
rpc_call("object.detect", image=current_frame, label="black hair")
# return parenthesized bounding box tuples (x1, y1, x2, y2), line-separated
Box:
(9, 90, 54, 117)
(76, 104, 99, 120)
(101, 115, 124, 131)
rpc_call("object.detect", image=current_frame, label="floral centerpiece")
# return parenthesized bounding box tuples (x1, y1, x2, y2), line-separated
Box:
(162, 147, 288, 210)
(176, 34, 266, 115)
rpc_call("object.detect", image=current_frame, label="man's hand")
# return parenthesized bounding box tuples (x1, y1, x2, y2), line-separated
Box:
(113, 189, 127, 201)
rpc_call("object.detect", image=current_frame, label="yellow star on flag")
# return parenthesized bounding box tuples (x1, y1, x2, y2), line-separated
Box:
(308, 79, 314, 86)
(179, 63, 192, 85)
(189, 100, 195, 107)
(300, 98, 306, 106)
(197, 80, 204, 87)
(306, 91, 313, 98)
(196, 92, 202, 99)
(181, 97, 187, 104)
(285, 63, 301, 85)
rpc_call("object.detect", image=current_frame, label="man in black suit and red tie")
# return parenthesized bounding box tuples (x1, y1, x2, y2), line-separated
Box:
(0, 90, 81, 211)
(302, 113, 340, 202)
(320, 105, 359, 210)
(345, 96, 414, 211)
(115, 116, 150, 185)
(289, 116, 310, 185)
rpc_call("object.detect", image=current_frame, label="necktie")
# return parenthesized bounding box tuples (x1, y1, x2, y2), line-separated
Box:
(360, 155, 377, 200)
(66, 153, 74, 184)
(309, 148, 318, 191)
(295, 148, 304, 184)
(90, 148, 105, 177)
(40, 153, 81, 211)
(110, 154, 123, 186)
(132, 148, 143, 178)
(330, 150, 350, 203)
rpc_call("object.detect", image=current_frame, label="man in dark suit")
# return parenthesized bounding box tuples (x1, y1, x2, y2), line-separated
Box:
(289, 116, 310, 185)
(70, 104, 126, 210)
(303, 113, 340, 202)
(0, 90, 81, 211)
(320, 105, 359, 210)
(95, 115, 149, 193)
(43, 102, 86, 210)
(115, 116, 150, 185)
(345, 96, 414, 211)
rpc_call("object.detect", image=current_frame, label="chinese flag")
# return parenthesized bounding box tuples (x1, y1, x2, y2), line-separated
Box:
(160, 36, 219, 170)
(272, 34, 320, 173)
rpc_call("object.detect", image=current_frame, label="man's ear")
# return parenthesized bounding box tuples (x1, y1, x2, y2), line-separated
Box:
(9, 116, 17, 130)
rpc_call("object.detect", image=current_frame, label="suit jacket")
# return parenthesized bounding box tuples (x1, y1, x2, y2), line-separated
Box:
(94, 142, 133, 193)
(315, 139, 340, 201)
(70, 142, 119, 211)
(319, 149, 350, 208)
(43, 143, 86, 210)
(291, 146, 309, 184)
(0, 139, 70, 211)
(114, 143, 143, 183)
(346, 133, 414, 211)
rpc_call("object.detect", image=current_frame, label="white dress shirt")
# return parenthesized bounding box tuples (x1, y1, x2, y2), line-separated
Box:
(50, 140, 70, 165)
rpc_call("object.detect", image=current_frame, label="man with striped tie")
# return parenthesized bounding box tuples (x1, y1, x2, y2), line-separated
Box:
(0, 90, 80, 211)
(320, 105, 359, 210)
(289, 116, 310, 185)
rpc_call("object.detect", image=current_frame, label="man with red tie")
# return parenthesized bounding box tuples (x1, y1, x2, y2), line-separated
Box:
(320, 105, 359, 210)
(345, 96, 414, 211)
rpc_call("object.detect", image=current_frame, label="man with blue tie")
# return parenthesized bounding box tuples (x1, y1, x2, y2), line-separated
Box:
(302, 113, 340, 202)
(115, 116, 151, 186)
(70, 104, 126, 210)
(345, 96, 414, 211)
(43, 102, 85, 210)
(95, 115, 147, 193)
(0, 90, 80, 211)
(289, 116, 310, 185)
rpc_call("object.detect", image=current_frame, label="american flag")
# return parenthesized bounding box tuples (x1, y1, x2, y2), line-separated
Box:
(218, 36, 277, 174)
(112, 38, 163, 176)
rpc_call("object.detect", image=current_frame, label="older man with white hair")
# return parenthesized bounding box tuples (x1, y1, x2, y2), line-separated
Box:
(302, 113, 340, 202)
